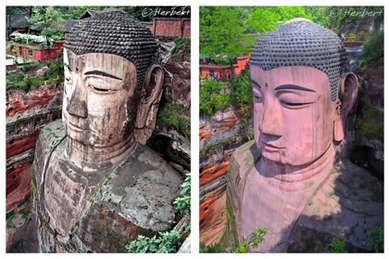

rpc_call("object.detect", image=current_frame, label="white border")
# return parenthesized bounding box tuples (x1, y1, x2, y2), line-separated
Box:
(1, 1, 387, 259)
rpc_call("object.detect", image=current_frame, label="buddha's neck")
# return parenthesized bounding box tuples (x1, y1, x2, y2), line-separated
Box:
(257, 144, 335, 191)
(65, 134, 136, 172)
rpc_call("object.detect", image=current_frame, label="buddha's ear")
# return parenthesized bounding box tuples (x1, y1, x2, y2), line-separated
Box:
(333, 72, 359, 141)
(135, 64, 164, 144)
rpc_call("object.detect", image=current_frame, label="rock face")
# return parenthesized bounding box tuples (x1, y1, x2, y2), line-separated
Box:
(33, 120, 183, 252)
(164, 59, 190, 108)
(288, 159, 384, 252)
(199, 106, 252, 245)
(6, 84, 63, 212)
(223, 141, 383, 252)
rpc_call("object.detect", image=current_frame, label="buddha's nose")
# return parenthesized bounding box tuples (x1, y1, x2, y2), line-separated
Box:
(67, 79, 87, 118)
(261, 100, 283, 137)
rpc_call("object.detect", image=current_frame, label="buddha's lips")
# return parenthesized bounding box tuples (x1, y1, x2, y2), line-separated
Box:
(262, 142, 285, 151)
(67, 121, 86, 132)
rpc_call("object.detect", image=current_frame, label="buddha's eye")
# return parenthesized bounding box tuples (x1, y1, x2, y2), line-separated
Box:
(280, 100, 314, 108)
(254, 94, 263, 103)
(87, 83, 119, 93)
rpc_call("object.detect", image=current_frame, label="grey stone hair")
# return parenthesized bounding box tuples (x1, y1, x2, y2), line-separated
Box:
(64, 9, 157, 89)
(249, 20, 346, 101)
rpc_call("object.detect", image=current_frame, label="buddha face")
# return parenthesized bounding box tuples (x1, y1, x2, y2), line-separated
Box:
(250, 65, 337, 166)
(62, 48, 138, 148)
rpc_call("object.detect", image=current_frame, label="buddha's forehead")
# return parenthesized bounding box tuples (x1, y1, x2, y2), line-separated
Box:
(250, 65, 330, 93)
(64, 48, 136, 78)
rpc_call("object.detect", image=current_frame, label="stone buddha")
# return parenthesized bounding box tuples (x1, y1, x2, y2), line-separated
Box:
(32, 10, 183, 252)
(226, 19, 362, 252)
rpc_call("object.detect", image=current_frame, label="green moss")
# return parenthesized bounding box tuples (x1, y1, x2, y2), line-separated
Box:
(129, 176, 137, 187)
(355, 95, 384, 142)
(157, 103, 190, 136)
(368, 225, 384, 252)
(103, 173, 111, 186)
(200, 136, 239, 157)
(200, 242, 224, 253)
(31, 177, 37, 195)
(323, 238, 347, 253)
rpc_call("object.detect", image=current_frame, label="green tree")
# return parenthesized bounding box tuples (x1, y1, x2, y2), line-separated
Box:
(246, 6, 312, 33)
(28, 7, 65, 32)
(200, 7, 254, 63)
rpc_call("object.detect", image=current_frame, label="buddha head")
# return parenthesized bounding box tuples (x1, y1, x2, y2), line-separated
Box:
(62, 10, 163, 161)
(249, 18, 358, 167)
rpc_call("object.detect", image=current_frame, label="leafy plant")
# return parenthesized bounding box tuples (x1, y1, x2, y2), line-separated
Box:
(6, 211, 15, 229)
(200, 7, 254, 62)
(200, 242, 223, 253)
(233, 226, 267, 252)
(355, 95, 384, 142)
(361, 31, 384, 67)
(368, 226, 384, 253)
(200, 79, 231, 115)
(230, 70, 252, 106)
(324, 238, 346, 253)
(158, 103, 190, 137)
(125, 230, 181, 253)
(173, 173, 190, 216)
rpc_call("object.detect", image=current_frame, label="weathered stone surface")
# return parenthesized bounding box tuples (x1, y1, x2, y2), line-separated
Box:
(164, 60, 190, 108)
(6, 161, 33, 212)
(6, 85, 63, 117)
(34, 120, 183, 252)
(6, 201, 39, 253)
(200, 185, 226, 246)
(200, 107, 240, 148)
(200, 159, 229, 186)
(178, 234, 191, 253)
(148, 127, 190, 170)
(288, 159, 384, 252)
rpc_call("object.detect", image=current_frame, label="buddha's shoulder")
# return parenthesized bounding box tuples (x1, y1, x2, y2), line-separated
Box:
(99, 143, 183, 232)
(229, 140, 261, 173)
(37, 119, 66, 147)
(120, 143, 181, 176)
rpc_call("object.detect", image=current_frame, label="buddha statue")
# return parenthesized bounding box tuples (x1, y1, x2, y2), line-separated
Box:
(226, 18, 361, 252)
(32, 10, 183, 252)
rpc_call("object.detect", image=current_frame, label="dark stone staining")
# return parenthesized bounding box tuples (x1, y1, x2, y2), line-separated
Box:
(77, 204, 154, 252)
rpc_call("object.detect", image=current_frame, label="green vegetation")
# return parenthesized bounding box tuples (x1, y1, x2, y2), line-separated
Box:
(200, 6, 383, 62)
(6, 57, 64, 91)
(324, 238, 347, 253)
(41, 124, 65, 152)
(200, 242, 223, 253)
(368, 225, 384, 253)
(233, 226, 267, 253)
(125, 230, 183, 253)
(200, 79, 230, 115)
(173, 173, 190, 216)
(200, 225, 267, 253)
(157, 103, 190, 136)
(200, 7, 254, 64)
(360, 31, 384, 67)
(172, 37, 190, 60)
(230, 70, 252, 105)
(200, 136, 239, 157)
(246, 6, 312, 34)
(6, 211, 15, 229)
(355, 95, 384, 142)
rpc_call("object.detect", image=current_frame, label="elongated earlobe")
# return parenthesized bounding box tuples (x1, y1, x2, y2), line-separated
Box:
(135, 64, 164, 144)
(334, 72, 358, 142)
(333, 113, 344, 141)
